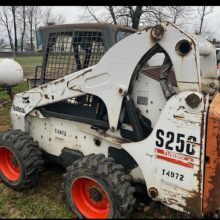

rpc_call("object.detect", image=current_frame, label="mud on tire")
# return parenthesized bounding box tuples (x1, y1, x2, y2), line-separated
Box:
(0, 129, 44, 191)
(61, 153, 136, 219)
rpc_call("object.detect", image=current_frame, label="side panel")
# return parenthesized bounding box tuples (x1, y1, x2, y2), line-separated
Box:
(122, 91, 208, 217)
(203, 92, 220, 213)
(26, 115, 122, 157)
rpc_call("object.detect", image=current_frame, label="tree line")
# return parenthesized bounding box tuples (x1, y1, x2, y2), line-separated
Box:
(0, 6, 66, 51)
(0, 6, 216, 52)
(77, 6, 216, 42)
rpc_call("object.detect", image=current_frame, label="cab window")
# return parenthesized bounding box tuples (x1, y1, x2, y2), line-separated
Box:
(116, 29, 135, 42)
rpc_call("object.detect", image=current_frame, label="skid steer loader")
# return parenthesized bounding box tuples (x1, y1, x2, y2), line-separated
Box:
(0, 21, 220, 219)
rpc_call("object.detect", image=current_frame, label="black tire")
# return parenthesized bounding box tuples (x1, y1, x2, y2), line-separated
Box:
(0, 129, 44, 191)
(61, 153, 136, 219)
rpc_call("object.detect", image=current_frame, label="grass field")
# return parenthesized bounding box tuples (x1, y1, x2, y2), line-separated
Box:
(0, 55, 43, 79)
(0, 57, 216, 219)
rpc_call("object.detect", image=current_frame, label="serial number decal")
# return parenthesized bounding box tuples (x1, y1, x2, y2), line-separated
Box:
(156, 129, 196, 156)
(55, 129, 66, 136)
(13, 105, 26, 113)
(162, 169, 184, 181)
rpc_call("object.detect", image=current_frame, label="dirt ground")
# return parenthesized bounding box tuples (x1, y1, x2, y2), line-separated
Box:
(0, 157, 219, 219)
(0, 84, 220, 219)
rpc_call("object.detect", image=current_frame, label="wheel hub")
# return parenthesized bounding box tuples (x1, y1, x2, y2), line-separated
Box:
(89, 186, 103, 201)
(9, 154, 18, 168)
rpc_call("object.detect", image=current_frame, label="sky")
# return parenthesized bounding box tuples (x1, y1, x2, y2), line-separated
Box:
(52, 6, 220, 40)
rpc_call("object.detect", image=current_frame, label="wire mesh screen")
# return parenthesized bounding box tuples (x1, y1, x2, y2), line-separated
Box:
(44, 30, 105, 81)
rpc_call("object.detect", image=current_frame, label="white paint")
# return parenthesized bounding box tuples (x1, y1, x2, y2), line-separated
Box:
(10, 21, 216, 215)
(0, 59, 23, 87)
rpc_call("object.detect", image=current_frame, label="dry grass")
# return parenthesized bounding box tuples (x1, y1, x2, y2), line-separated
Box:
(0, 79, 217, 219)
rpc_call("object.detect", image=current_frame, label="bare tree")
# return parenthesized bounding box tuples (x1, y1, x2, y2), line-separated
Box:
(197, 6, 214, 35)
(127, 6, 143, 29)
(166, 6, 196, 28)
(77, 6, 144, 29)
(55, 13, 66, 24)
(33, 6, 43, 30)
(27, 6, 35, 51)
(0, 37, 5, 47)
(0, 6, 14, 50)
(41, 6, 66, 25)
(191, 20, 216, 41)
(77, 6, 102, 23)
(108, 6, 117, 24)
(76, 6, 196, 31)
(10, 6, 18, 51)
(17, 6, 27, 51)
(41, 6, 53, 25)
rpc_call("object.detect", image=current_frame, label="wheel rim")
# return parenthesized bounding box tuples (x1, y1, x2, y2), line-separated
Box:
(0, 147, 20, 181)
(72, 177, 110, 219)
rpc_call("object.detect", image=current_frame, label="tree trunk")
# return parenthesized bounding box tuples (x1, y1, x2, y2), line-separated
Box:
(11, 6, 17, 51)
(21, 6, 26, 51)
(199, 6, 205, 35)
(109, 6, 117, 24)
(131, 6, 143, 30)
(30, 22, 33, 51)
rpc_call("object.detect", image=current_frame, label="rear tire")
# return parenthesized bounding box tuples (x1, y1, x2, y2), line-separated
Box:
(0, 129, 44, 190)
(61, 153, 136, 219)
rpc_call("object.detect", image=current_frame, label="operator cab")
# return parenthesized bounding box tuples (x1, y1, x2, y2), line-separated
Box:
(27, 23, 136, 89)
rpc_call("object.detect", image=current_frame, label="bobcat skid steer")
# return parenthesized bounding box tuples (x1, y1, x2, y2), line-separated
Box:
(0, 21, 220, 219)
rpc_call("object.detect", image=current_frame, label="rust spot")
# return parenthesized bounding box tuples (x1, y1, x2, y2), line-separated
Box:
(177, 105, 185, 111)
(179, 191, 201, 217)
(144, 27, 152, 32)
(54, 78, 65, 85)
(44, 94, 49, 99)
(70, 88, 83, 92)
(203, 93, 220, 214)
(61, 89, 65, 96)
(111, 138, 131, 144)
(52, 95, 54, 100)
(179, 96, 206, 217)
(82, 69, 92, 75)
(70, 85, 76, 88)
(72, 68, 92, 81)
(173, 115, 184, 119)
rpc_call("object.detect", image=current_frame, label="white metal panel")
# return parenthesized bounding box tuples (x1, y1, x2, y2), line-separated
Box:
(155, 22, 201, 91)
(27, 115, 123, 157)
(192, 34, 217, 79)
(131, 72, 167, 127)
(122, 91, 208, 214)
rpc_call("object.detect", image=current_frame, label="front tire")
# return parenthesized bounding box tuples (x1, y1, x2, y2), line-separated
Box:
(0, 129, 44, 190)
(61, 153, 136, 219)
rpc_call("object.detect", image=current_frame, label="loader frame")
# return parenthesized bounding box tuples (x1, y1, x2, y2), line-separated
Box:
(8, 21, 220, 217)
